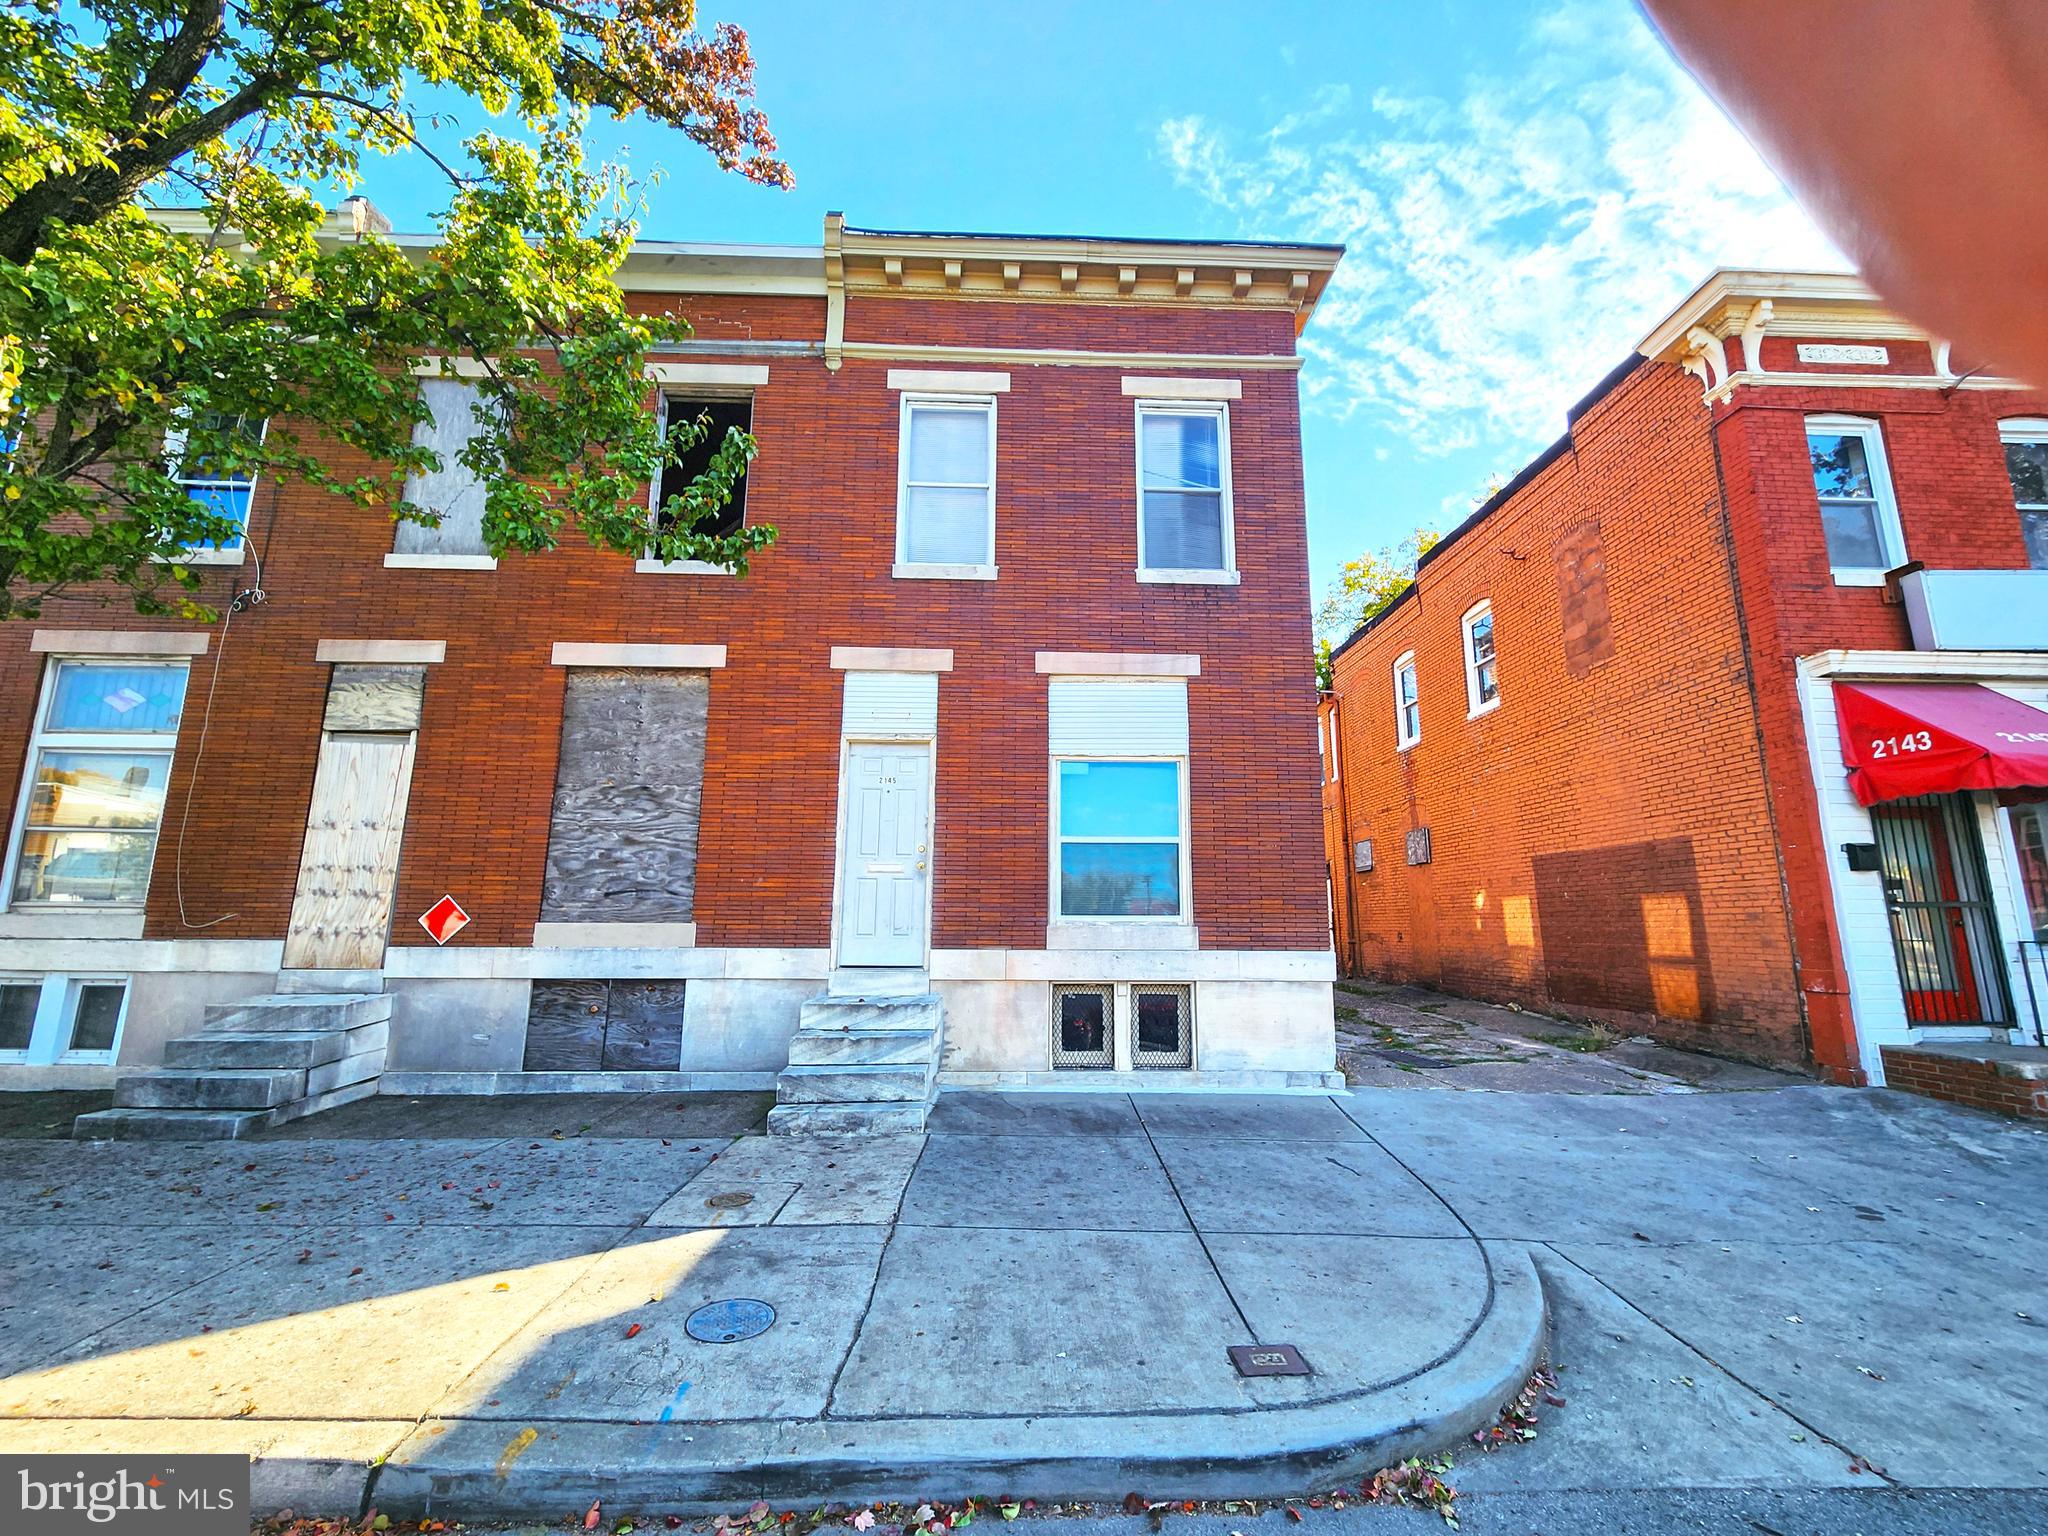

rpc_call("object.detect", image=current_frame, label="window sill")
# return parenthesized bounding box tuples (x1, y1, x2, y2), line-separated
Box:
(1831, 568, 1891, 587)
(0, 908, 146, 940)
(168, 546, 247, 568)
(1046, 920, 1198, 951)
(1467, 697, 1502, 721)
(637, 558, 738, 576)
(1137, 568, 1239, 586)
(892, 562, 997, 581)
(385, 553, 499, 571)
(1396, 736, 1421, 753)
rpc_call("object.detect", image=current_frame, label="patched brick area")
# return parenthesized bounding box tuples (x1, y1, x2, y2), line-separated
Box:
(1880, 1045, 2048, 1120)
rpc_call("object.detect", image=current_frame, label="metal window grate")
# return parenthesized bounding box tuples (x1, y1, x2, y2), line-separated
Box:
(1131, 984, 1194, 1069)
(1050, 983, 1115, 1070)
(1870, 794, 2014, 1028)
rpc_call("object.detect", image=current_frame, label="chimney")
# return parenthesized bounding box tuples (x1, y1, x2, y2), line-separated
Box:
(327, 195, 393, 237)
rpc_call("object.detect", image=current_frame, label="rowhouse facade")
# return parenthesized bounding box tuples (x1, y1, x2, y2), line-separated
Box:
(1322, 271, 2048, 1106)
(0, 210, 1344, 1120)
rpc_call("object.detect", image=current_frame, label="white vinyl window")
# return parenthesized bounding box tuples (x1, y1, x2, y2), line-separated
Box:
(1393, 650, 1420, 749)
(2000, 418, 2048, 570)
(4, 660, 189, 909)
(1136, 401, 1235, 581)
(1325, 701, 1341, 781)
(166, 411, 265, 562)
(895, 395, 996, 577)
(1054, 758, 1188, 920)
(394, 378, 497, 561)
(0, 974, 130, 1065)
(1805, 415, 1907, 584)
(1462, 602, 1499, 717)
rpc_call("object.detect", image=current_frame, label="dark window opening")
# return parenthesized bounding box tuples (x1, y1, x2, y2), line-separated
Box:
(658, 396, 751, 538)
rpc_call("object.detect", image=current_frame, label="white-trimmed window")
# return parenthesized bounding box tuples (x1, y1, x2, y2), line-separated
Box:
(5, 660, 189, 908)
(1393, 650, 1420, 748)
(2000, 418, 2048, 569)
(1805, 415, 1907, 583)
(1054, 759, 1188, 920)
(1324, 702, 1341, 781)
(394, 378, 496, 561)
(895, 394, 996, 577)
(0, 974, 130, 1064)
(1136, 401, 1235, 580)
(1462, 602, 1499, 716)
(167, 411, 265, 561)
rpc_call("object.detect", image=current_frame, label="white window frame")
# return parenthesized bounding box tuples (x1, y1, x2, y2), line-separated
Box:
(164, 413, 265, 567)
(894, 393, 998, 581)
(1049, 754, 1192, 925)
(1805, 414, 1908, 586)
(1393, 650, 1421, 750)
(1462, 602, 1500, 718)
(1134, 399, 1238, 585)
(1325, 700, 1341, 781)
(1998, 417, 2048, 570)
(0, 973, 130, 1066)
(2, 657, 188, 913)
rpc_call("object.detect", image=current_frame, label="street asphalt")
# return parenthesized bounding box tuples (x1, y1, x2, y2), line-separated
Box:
(3, 1038, 2046, 1532)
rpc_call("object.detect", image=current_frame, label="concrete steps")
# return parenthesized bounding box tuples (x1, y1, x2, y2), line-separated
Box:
(76, 993, 392, 1140)
(769, 990, 942, 1135)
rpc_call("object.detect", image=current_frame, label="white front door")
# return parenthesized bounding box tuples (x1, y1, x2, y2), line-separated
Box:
(836, 743, 931, 969)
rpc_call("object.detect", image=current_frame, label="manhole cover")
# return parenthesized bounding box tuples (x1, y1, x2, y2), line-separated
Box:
(685, 1298, 776, 1343)
(1228, 1343, 1312, 1378)
(705, 1191, 755, 1210)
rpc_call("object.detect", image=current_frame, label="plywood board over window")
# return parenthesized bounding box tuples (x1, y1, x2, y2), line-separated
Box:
(541, 669, 709, 921)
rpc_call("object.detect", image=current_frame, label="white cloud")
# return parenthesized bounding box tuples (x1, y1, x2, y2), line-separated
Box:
(1158, 0, 1842, 456)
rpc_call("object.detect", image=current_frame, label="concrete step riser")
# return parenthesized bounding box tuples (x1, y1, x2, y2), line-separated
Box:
(305, 1051, 384, 1096)
(786, 1030, 941, 1068)
(163, 1021, 388, 1071)
(796, 999, 942, 1035)
(114, 1069, 307, 1110)
(202, 994, 392, 1034)
(766, 1101, 929, 1136)
(776, 1063, 936, 1105)
(73, 1079, 380, 1141)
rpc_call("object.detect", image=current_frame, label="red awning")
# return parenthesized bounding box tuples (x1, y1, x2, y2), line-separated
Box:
(1835, 681, 2048, 806)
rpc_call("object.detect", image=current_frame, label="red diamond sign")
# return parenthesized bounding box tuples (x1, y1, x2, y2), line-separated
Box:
(419, 895, 471, 945)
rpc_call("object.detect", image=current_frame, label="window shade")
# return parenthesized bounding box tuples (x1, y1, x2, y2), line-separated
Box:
(1048, 679, 1189, 756)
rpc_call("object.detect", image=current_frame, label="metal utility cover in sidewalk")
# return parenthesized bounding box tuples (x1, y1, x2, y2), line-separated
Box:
(1229, 1344, 1313, 1377)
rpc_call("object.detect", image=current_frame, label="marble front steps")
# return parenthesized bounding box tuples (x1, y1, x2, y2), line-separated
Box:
(769, 990, 943, 1135)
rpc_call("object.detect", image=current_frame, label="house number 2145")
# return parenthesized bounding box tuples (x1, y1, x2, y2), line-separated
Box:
(1867, 731, 1933, 759)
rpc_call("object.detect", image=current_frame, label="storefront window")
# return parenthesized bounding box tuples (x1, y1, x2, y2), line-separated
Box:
(2014, 802, 2048, 942)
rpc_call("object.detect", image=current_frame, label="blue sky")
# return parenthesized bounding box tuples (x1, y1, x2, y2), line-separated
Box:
(369, 0, 1841, 626)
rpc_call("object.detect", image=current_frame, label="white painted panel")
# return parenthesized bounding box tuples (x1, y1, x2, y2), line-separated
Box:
(1899, 569, 2048, 652)
(1048, 679, 1189, 756)
(842, 670, 938, 737)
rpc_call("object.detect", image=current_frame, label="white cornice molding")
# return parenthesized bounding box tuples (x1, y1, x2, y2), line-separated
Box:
(1797, 648, 2048, 682)
(842, 341, 1301, 371)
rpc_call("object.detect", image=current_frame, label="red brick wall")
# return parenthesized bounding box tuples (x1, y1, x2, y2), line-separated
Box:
(1710, 374, 2048, 1077)
(0, 292, 1327, 954)
(1324, 360, 1809, 1064)
(1879, 1046, 2048, 1119)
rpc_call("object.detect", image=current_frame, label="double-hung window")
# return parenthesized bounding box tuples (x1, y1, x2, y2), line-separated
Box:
(1805, 415, 1906, 583)
(2000, 419, 2048, 569)
(1462, 602, 1499, 716)
(1394, 650, 1421, 748)
(167, 411, 265, 560)
(1055, 759, 1186, 920)
(6, 660, 188, 907)
(1136, 401, 1235, 580)
(896, 394, 996, 576)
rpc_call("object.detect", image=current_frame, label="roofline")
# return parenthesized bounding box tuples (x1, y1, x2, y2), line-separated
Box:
(1634, 267, 1881, 360)
(1326, 352, 1647, 669)
(841, 221, 1346, 263)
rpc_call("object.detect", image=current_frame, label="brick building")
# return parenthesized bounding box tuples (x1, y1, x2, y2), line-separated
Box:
(0, 211, 1345, 1132)
(1321, 271, 2048, 1104)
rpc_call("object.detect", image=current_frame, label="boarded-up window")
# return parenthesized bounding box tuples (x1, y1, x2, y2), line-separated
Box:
(523, 979, 685, 1071)
(1553, 521, 1615, 677)
(396, 379, 495, 556)
(540, 670, 709, 921)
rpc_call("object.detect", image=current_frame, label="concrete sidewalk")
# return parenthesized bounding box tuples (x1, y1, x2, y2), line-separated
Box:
(0, 1090, 1543, 1518)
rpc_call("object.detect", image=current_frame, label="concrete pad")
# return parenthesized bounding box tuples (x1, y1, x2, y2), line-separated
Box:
(444, 1226, 887, 1421)
(1, 1223, 627, 1421)
(0, 1222, 298, 1375)
(0, 1416, 407, 1516)
(827, 1227, 1254, 1415)
(1454, 1251, 1859, 1491)
(899, 1133, 1189, 1231)
(648, 1135, 924, 1227)
(926, 1091, 1144, 1137)
(577, 1091, 773, 1139)
(0, 1090, 112, 1138)
(1152, 1136, 1464, 1237)
(1134, 1093, 1368, 1142)
(379, 1138, 721, 1225)
(1559, 1237, 2048, 1487)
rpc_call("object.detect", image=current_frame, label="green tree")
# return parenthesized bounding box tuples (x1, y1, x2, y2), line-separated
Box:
(1318, 526, 1441, 639)
(0, 0, 792, 619)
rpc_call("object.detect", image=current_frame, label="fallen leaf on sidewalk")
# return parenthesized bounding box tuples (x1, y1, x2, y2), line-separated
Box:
(625, 1323, 643, 1339)
(585, 1499, 603, 1529)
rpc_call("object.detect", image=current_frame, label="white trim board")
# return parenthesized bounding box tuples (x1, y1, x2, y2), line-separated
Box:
(549, 642, 728, 669)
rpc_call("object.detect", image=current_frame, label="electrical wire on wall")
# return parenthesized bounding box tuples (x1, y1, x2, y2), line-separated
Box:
(173, 470, 277, 928)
